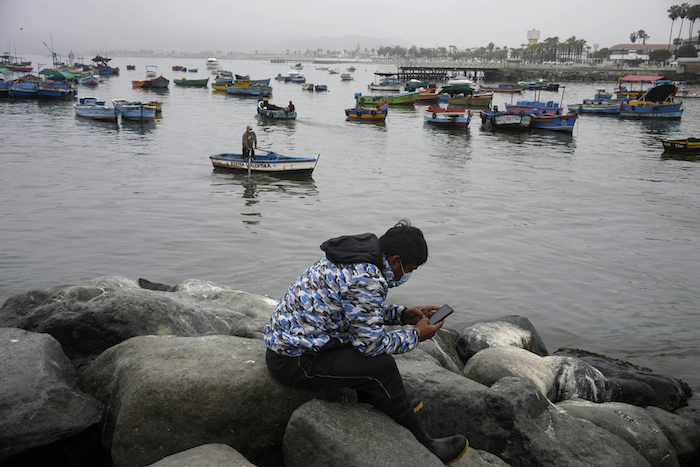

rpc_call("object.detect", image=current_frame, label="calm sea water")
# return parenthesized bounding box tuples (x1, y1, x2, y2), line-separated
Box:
(1, 56, 699, 403)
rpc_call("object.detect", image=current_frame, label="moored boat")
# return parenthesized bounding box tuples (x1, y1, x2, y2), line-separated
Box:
(505, 100, 564, 115)
(340, 72, 354, 81)
(173, 77, 209, 87)
(368, 73, 401, 91)
(148, 75, 170, 88)
(210, 151, 319, 175)
(661, 137, 700, 154)
(529, 112, 577, 132)
(9, 75, 40, 98)
(314, 84, 327, 92)
(112, 99, 157, 121)
(447, 92, 493, 108)
(225, 82, 272, 96)
(480, 108, 532, 130)
(79, 75, 100, 86)
(74, 97, 117, 122)
(480, 83, 523, 93)
(415, 87, 443, 104)
(206, 58, 219, 69)
(423, 106, 472, 127)
(355, 91, 418, 106)
(568, 100, 621, 115)
(619, 84, 682, 119)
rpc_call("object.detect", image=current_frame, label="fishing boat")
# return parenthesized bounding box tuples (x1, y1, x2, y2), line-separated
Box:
(355, 91, 418, 106)
(314, 84, 327, 92)
(505, 100, 564, 115)
(225, 82, 272, 96)
(415, 87, 443, 104)
(448, 75, 477, 87)
(529, 112, 577, 132)
(568, 100, 622, 115)
(0, 69, 11, 97)
(345, 101, 389, 122)
(210, 151, 319, 175)
(148, 75, 170, 89)
(619, 84, 683, 119)
(423, 106, 472, 127)
(518, 79, 559, 91)
(145, 65, 158, 78)
(37, 70, 77, 98)
(188, 68, 198, 73)
(79, 75, 100, 86)
(301, 83, 314, 91)
(479, 84, 523, 93)
(74, 97, 117, 122)
(131, 79, 150, 88)
(257, 99, 296, 120)
(405, 79, 429, 91)
(368, 73, 402, 91)
(172, 65, 186, 71)
(615, 74, 667, 99)
(9, 75, 40, 98)
(447, 92, 493, 108)
(174, 77, 209, 87)
(480, 107, 532, 130)
(112, 99, 157, 121)
(340, 72, 354, 81)
(328, 68, 339, 75)
(126, 65, 136, 70)
(441, 84, 476, 96)
(661, 137, 700, 154)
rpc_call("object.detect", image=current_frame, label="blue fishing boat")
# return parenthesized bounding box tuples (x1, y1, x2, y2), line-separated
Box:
(74, 97, 117, 122)
(9, 75, 40, 98)
(505, 100, 564, 115)
(619, 84, 683, 119)
(423, 106, 472, 127)
(257, 99, 296, 120)
(225, 82, 272, 96)
(112, 99, 157, 121)
(480, 107, 533, 130)
(530, 111, 577, 132)
(37, 70, 77, 99)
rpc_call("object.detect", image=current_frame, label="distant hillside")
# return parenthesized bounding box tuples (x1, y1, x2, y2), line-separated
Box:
(266, 35, 413, 54)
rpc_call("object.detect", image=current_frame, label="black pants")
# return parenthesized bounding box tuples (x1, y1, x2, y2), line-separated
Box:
(242, 146, 255, 157)
(266, 346, 412, 420)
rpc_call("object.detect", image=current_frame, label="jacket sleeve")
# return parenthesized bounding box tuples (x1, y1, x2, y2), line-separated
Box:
(342, 264, 419, 356)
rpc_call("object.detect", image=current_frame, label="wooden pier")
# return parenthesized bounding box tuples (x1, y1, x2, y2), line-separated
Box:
(397, 62, 501, 82)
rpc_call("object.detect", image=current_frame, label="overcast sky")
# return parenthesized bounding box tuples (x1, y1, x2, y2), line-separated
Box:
(0, 0, 692, 57)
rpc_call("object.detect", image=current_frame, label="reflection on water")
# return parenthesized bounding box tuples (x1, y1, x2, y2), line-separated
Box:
(661, 151, 700, 163)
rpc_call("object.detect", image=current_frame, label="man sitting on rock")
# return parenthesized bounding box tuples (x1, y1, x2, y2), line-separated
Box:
(264, 220, 468, 464)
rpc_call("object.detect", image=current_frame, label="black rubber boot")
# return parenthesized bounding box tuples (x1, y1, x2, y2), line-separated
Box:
(395, 406, 468, 464)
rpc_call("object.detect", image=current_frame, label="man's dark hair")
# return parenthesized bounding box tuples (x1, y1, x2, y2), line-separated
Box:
(379, 219, 428, 266)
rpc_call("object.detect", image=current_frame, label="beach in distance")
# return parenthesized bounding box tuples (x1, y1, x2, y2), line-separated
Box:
(1, 55, 699, 414)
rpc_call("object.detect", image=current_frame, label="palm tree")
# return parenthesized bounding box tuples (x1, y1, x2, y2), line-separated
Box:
(668, 5, 680, 51)
(637, 30, 649, 44)
(630, 32, 637, 43)
(687, 4, 700, 43)
(676, 3, 690, 45)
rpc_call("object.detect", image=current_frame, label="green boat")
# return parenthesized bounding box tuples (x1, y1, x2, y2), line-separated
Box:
(173, 77, 209, 87)
(355, 91, 418, 106)
(441, 84, 475, 96)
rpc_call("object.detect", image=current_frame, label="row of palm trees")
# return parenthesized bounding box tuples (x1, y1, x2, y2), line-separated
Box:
(667, 3, 700, 50)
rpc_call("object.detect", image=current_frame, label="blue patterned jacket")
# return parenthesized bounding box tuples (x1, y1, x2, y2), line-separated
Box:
(264, 234, 419, 357)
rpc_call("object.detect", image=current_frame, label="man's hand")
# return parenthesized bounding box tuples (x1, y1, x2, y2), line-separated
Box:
(415, 317, 443, 341)
(403, 305, 440, 325)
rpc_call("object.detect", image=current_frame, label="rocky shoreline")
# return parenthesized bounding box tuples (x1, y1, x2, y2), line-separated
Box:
(1, 275, 699, 466)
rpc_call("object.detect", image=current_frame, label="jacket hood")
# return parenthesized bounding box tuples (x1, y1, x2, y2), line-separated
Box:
(320, 233, 383, 268)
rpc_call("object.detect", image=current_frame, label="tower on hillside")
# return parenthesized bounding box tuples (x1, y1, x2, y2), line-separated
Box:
(527, 29, 540, 46)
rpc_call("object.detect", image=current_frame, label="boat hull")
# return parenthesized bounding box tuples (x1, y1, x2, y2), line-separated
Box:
(37, 82, 77, 98)
(74, 105, 117, 122)
(345, 108, 387, 122)
(423, 108, 471, 127)
(619, 102, 682, 119)
(355, 92, 418, 106)
(210, 153, 318, 174)
(174, 78, 209, 87)
(9, 82, 38, 98)
(530, 114, 577, 132)
(225, 84, 272, 96)
(113, 100, 157, 121)
(481, 111, 532, 130)
(662, 138, 700, 154)
(257, 101, 296, 119)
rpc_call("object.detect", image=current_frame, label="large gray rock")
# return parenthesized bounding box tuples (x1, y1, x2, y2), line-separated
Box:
(491, 377, 652, 467)
(0, 276, 276, 371)
(554, 348, 691, 412)
(283, 399, 444, 467)
(556, 400, 679, 467)
(455, 315, 549, 362)
(544, 355, 615, 403)
(78, 334, 353, 467)
(0, 328, 104, 462)
(463, 347, 557, 401)
(645, 406, 700, 466)
(396, 349, 516, 455)
(145, 444, 256, 467)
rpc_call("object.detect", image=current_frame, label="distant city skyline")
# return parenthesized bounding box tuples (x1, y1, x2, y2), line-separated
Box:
(1, 0, 691, 57)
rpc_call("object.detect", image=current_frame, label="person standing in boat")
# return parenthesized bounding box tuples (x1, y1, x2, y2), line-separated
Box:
(264, 220, 469, 465)
(242, 125, 257, 157)
(286, 100, 295, 112)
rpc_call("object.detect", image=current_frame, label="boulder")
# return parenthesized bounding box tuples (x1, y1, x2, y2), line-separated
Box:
(554, 348, 692, 411)
(0, 328, 104, 462)
(145, 444, 256, 467)
(455, 315, 549, 362)
(491, 377, 652, 467)
(544, 355, 615, 403)
(396, 349, 515, 454)
(283, 399, 444, 467)
(0, 276, 276, 371)
(463, 347, 557, 401)
(78, 334, 353, 467)
(556, 400, 679, 467)
(645, 406, 700, 465)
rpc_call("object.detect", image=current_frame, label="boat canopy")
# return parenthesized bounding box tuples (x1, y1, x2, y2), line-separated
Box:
(640, 84, 676, 102)
(619, 75, 667, 82)
(39, 69, 74, 79)
(0, 67, 12, 76)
